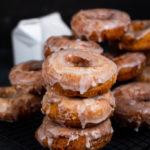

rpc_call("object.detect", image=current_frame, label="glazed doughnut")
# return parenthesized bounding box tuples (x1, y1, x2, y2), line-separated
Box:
(9, 60, 45, 95)
(35, 117, 113, 150)
(42, 49, 118, 97)
(137, 66, 150, 82)
(42, 89, 115, 128)
(113, 53, 146, 81)
(71, 9, 131, 42)
(44, 36, 103, 58)
(118, 20, 150, 51)
(113, 82, 150, 128)
(0, 86, 41, 122)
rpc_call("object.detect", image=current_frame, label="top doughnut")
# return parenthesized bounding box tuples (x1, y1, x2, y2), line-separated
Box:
(71, 9, 131, 42)
(42, 49, 117, 97)
(44, 36, 103, 58)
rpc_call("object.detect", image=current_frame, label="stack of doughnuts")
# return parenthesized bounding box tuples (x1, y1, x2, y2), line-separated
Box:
(35, 35, 118, 150)
(0, 60, 44, 122)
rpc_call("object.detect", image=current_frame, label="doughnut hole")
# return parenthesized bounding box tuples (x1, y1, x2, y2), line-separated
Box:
(65, 54, 90, 67)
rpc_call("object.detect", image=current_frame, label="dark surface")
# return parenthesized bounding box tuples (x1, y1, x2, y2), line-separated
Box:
(0, 49, 150, 150)
(0, 109, 150, 150)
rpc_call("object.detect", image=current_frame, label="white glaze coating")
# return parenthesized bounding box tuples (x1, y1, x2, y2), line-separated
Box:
(71, 9, 131, 42)
(36, 117, 113, 149)
(42, 90, 115, 128)
(42, 49, 117, 94)
(44, 36, 103, 56)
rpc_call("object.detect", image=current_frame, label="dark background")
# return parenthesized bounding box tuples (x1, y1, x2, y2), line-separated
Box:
(1, 0, 150, 49)
(0, 1, 150, 150)
(0, 0, 150, 85)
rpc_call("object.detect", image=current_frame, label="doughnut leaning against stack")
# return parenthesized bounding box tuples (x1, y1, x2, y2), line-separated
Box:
(35, 35, 118, 149)
(0, 60, 45, 122)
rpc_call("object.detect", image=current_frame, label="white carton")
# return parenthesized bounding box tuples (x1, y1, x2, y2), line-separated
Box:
(12, 12, 72, 64)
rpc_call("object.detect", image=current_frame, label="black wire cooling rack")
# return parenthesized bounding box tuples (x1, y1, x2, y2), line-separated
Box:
(0, 113, 149, 150)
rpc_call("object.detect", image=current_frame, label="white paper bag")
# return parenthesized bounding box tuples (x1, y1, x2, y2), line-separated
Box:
(12, 12, 72, 64)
